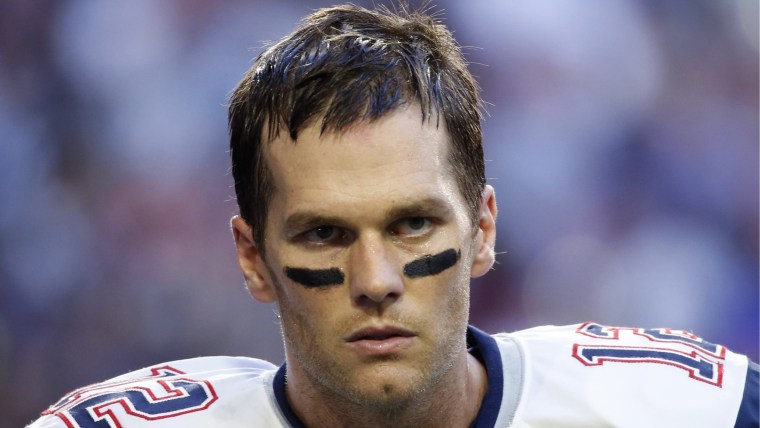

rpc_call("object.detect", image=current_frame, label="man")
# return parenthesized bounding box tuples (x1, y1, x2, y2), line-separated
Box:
(29, 4, 757, 428)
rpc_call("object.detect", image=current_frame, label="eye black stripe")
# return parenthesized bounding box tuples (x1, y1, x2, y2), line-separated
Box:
(403, 248, 460, 278)
(285, 267, 345, 287)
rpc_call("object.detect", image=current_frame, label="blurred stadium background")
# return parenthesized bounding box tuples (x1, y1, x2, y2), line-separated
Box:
(1, 1, 757, 426)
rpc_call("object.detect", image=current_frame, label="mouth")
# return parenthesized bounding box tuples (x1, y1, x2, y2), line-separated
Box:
(346, 326, 415, 342)
(345, 326, 416, 356)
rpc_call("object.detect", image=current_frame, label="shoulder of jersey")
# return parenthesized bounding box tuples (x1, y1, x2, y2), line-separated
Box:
(494, 322, 754, 427)
(27, 356, 287, 428)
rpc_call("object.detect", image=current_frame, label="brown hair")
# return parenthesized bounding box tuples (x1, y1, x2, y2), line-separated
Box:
(229, 3, 484, 253)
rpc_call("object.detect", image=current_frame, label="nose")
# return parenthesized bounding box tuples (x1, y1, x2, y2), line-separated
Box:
(348, 235, 404, 308)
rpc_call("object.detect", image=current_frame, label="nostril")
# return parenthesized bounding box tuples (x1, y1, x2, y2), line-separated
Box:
(357, 290, 396, 303)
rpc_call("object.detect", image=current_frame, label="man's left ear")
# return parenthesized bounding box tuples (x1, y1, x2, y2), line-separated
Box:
(470, 185, 497, 278)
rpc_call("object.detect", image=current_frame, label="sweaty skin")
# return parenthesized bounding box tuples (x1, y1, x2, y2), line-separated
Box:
(403, 248, 460, 278)
(285, 267, 345, 287)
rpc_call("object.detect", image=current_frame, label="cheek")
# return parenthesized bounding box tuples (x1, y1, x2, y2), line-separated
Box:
(439, 255, 472, 318)
(448, 268, 471, 312)
(273, 279, 344, 336)
(415, 259, 471, 317)
(274, 287, 322, 352)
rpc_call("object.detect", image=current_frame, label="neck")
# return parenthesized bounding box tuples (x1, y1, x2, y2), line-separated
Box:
(285, 351, 488, 428)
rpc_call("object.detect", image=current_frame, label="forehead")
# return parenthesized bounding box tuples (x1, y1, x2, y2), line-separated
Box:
(264, 106, 463, 217)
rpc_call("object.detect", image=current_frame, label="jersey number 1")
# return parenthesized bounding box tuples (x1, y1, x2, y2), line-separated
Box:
(572, 322, 726, 386)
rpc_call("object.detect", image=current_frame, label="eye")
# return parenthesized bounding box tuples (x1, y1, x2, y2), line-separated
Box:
(303, 225, 346, 244)
(393, 217, 432, 237)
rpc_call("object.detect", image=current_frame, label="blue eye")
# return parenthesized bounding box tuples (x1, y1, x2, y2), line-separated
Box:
(407, 217, 427, 230)
(314, 226, 335, 240)
(394, 217, 432, 236)
(304, 226, 344, 243)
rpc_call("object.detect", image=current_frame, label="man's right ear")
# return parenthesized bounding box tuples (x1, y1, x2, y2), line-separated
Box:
(230, 215, 276, 303)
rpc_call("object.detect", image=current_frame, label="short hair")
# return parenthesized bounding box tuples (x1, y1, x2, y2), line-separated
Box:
(229, 3, 485, 253)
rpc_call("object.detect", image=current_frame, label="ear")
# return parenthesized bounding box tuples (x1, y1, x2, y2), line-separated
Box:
(470, 185, 498, 278)
(231, 215, 276, 303)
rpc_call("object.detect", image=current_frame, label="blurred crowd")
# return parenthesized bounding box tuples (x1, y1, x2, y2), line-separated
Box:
(0, 1, 757, 426)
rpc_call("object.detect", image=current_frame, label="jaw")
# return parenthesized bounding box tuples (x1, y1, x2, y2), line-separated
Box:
(285, 339, 474, 428)
(285, 322, 466, 401)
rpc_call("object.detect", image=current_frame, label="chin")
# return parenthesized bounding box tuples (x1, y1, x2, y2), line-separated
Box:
(346, 378, 425, 409)
(342, 360, 448, 407)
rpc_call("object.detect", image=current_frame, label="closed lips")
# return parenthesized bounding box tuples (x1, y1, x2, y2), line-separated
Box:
(346, 327, 415, 342)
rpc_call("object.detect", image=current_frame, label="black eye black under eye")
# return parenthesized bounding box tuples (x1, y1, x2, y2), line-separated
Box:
(403, 248, 460, 278)
(285, 266, 344, 288)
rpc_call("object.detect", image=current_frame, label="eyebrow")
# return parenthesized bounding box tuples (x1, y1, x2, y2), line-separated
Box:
(383, 197, 454, 221)
(283, 197, 455, 234)
(283, 213, 350, 236)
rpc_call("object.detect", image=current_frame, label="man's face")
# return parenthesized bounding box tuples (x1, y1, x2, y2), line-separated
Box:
(234, 105, 496, 406)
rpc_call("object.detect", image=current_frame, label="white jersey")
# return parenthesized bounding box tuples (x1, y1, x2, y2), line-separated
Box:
(28, 323, 758, 427)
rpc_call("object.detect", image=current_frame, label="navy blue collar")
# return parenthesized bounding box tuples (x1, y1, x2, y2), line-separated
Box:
(273, 325, 504, 428)
(272, 361, 304, 428)
(467, 325, 504, 428)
